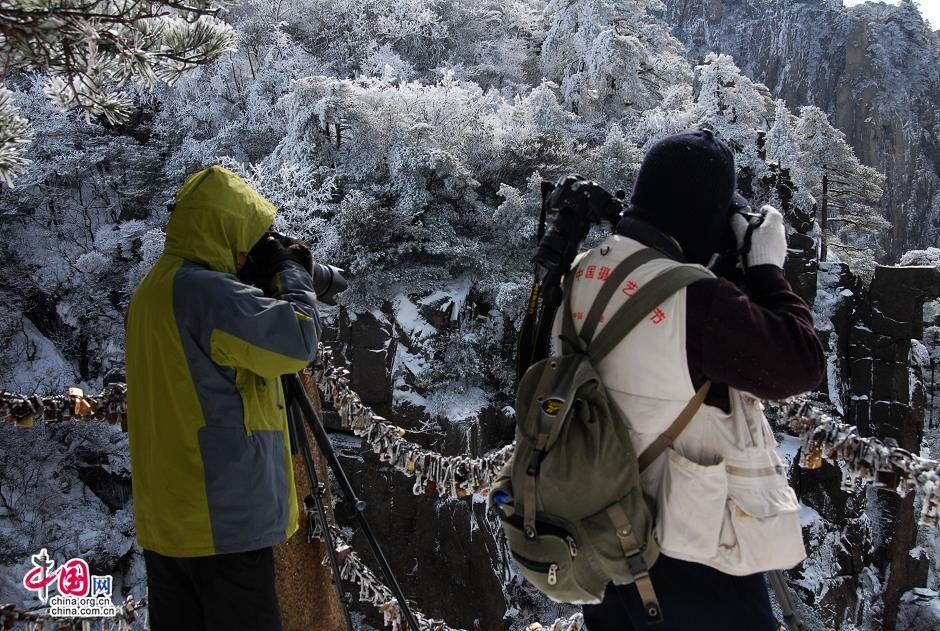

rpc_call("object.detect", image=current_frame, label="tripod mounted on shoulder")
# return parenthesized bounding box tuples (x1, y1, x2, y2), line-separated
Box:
(280, 373, 420, 631)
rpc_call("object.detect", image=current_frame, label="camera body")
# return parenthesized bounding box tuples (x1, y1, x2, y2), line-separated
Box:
(711, 194, 768, 279)
(535, 175, 763, 285)
(534, 175, 625, 292)
(240, 231, 348, 305)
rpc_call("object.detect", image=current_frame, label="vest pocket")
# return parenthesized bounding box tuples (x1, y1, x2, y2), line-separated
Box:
(720, 450, 805, 573)
(656, 449, 727, 560)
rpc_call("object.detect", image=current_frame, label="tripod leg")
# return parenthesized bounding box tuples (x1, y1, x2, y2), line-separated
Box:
(284, 374, 422, 631)
(286, 391, 355, 631)
(768, 570, 803, 631)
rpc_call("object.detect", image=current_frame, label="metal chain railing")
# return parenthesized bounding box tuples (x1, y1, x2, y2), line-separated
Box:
(7, 347, 940, 630)
(1, 385, 127, 428)
(779, 397, 940, 527)
(311, 345, 515, 499)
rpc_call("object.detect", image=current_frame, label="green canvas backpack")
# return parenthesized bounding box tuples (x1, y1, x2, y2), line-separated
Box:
(492, 248, 712, 625)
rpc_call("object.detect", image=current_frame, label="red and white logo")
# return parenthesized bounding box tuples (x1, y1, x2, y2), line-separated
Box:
(22, 549, 116, 618)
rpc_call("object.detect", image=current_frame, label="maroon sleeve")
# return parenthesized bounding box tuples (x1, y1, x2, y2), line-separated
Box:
(686, 264, 826, 403)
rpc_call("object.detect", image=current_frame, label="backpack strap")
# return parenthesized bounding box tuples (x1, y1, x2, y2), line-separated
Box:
(578, 248, 664, 345)
(637, 380, 712, 471)
(607, 503, 664, 624)
(560, 248, 664, 354)
(587, 265, 712, 365)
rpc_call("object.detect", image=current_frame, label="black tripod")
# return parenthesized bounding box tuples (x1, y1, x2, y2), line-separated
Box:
(280, 373, 420, 631)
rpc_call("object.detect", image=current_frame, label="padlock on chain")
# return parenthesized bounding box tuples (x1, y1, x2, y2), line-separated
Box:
(919, 479, 940, 528)
(874, 465, 899, 490)
(800, 444, 824, 470)
(839, 464, 859, 493)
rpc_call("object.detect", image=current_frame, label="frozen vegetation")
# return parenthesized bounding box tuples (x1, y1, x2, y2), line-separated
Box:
(0, 0, 937, 629)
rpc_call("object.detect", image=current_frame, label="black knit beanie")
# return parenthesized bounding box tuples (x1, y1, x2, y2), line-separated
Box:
(627, 129, 736, 265)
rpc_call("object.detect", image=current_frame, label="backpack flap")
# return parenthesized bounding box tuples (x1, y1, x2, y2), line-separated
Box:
(514, 353, 600, 540)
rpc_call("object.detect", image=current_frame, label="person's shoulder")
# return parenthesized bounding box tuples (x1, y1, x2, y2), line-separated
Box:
(173, 262, 249, 303)
(686, 274, 742, 311)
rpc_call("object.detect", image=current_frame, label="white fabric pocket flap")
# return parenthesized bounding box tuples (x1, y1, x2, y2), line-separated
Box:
(719, 448, 806, 574)
(727, 484, 799, 519)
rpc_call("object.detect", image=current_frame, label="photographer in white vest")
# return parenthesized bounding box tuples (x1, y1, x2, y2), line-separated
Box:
(573, 130, 826, 630)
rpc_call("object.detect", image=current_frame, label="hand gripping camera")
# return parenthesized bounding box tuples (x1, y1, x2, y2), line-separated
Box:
(517, 175, 626, 381)
(239, 231, 348, 305)
(711, 193, 769, 280)
(534, 175, 626, 300)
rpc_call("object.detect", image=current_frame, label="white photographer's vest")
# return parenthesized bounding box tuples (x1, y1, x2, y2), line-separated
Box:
(556, 234, 806, 575)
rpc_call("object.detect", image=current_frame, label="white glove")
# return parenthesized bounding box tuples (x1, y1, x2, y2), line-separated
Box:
(730, 204, 787, 269)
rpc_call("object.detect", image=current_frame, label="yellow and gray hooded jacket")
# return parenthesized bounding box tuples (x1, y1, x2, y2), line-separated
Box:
(126, 165, 321, 557)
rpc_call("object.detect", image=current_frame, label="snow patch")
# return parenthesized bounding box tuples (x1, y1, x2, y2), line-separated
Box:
(1, 318, 76, 393)
(777, 434, 803, 471)
(393, 293, 437, 341)
(419, 279, 472, 323)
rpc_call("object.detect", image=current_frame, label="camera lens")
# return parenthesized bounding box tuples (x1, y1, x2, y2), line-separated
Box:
(312, 263, 348, 306)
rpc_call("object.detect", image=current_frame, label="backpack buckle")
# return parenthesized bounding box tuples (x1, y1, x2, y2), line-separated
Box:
(625, 550, 648, 577)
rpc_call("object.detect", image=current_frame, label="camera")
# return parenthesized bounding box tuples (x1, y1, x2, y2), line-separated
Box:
(534, 175, 626, 297)
(240, 231, 348, 305)
(711, 193, 768, 278)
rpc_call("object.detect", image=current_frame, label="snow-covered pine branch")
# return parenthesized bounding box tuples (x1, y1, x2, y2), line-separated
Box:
(0, 0, 236, 184)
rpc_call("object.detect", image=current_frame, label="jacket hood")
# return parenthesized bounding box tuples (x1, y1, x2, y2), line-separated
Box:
(163, 165, 276, 274)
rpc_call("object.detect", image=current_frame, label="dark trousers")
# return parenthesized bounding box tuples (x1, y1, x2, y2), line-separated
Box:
(583, 555, 779, 631)
(144, 547, 283, 631)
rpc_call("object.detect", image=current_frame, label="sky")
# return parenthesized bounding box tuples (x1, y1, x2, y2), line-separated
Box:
(843, 0, 940, 28)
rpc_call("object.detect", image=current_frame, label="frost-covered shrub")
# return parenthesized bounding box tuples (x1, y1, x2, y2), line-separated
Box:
(0, 0, 887, 397)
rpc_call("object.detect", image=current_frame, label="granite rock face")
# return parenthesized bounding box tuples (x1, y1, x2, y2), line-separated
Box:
(776, 263, 940, 630)
(664, 0, 940, 261)
(846, 265, 940, 630)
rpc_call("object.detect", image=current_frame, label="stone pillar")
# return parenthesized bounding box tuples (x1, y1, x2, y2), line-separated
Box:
(336, 310, 396, 422)
(847, 265, 940, 630)
(274, 372, 345, 631)
(783, 231, 819, 309)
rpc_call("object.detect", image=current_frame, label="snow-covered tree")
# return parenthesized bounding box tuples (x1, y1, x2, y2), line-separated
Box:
(540, 0, 690, 117)
(0, 0, 235, 184)
(794, 105, 888, 274)
(691, 53, 773, 179)
(763, 99, 816, 229)
(765, 100, 800, 173)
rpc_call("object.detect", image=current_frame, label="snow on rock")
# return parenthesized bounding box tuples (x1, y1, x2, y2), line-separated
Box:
(898, 588, 940, 631)
(393, 292, 437, 343)
(813, 262, 843, 333)
(800, 502, 824, 529)
(0, 423, 142, 611)
(419, 279, 472, 323)
(813, 262, 852, 413)
(777, 434, 803, 471)
(1, 318, 77, 393)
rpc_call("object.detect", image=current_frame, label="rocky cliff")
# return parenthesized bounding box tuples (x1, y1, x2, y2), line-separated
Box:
(664, 0, 940, 261)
